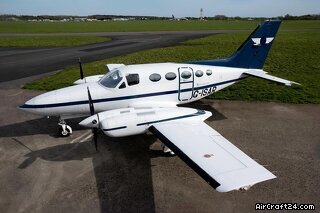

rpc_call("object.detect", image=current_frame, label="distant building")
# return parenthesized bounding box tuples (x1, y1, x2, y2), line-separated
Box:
(112, 18, 129, 21)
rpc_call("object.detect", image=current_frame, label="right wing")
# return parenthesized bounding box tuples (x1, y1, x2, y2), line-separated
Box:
(150, 119, 276, 192)
(79, 105, 276, 192)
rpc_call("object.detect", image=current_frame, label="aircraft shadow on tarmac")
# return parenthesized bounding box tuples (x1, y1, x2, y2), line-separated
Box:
(0, 117, 85, 138)
(10, 101, 226, 212)
(17, 133, 163, 212)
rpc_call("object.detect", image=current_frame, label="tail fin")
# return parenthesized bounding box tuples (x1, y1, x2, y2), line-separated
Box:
(190, 20, 281, 69)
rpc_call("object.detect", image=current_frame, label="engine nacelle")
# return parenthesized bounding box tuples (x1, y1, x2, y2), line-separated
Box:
(100, 112, 147, 137)
(100, 107, 210, 137)
(80, 107, 211, 138)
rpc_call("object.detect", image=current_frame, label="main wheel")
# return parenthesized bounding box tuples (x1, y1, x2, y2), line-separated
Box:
(59, 125, 72, 137)
(161, 143, 176, 156)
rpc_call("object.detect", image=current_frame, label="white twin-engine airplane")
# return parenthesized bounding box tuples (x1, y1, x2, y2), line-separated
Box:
(20, 20, 299, 192)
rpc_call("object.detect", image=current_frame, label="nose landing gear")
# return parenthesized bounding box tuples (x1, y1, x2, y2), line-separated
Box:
(58, 119, 72, 137)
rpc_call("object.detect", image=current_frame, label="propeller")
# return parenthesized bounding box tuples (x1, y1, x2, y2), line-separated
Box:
(79, 57, 84, 80)
(87, 86, 99, 151)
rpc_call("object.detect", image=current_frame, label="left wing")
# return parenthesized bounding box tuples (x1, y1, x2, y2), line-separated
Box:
(149, 120, 276, 192)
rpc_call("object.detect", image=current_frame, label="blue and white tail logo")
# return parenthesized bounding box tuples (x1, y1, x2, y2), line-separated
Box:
(251, 37, 274, 46)
(190, 20, 281, 69)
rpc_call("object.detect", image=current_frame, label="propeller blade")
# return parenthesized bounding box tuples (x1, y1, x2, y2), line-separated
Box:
(87, 87, 95, 115)
(86, 88, 99, 151)
(93, 128, 98, 151)
(79, 58, 84, 80)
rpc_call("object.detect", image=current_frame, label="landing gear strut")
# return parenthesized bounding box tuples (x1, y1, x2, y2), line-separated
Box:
(161, 143, 175, 156)
(58, 119, 72, 137)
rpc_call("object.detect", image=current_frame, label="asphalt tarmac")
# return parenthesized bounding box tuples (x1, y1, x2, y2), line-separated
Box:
(0, 31, 319, 212)
(0, 86, 319, 213)
(0, 30, 232, 82)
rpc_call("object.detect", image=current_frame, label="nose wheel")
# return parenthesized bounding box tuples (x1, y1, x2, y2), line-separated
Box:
(58, 119, 72, 137)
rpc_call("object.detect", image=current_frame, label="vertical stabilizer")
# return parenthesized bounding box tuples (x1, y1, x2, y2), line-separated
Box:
(190, 20, 281, 69)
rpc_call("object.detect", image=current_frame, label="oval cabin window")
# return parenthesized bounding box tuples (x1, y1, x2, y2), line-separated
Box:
(181, 71, 192, 79)
(149, 73, 161, 82)
(206, 69, 212, 76)
(165, 72, 177, 80)
(195, 70, 203, 77)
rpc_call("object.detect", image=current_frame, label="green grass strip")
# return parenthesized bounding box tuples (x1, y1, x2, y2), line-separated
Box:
(23, 31, 320, 104)
(0, 20, 319, 33)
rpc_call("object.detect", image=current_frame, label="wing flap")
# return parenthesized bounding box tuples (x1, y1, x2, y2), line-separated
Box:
(150, 121, 276, 192)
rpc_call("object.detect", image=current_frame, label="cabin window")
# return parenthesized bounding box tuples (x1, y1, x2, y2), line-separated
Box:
(149, 73, 161, 82)
(126, 74, 139, 86)
(99, 70, 123, 88)
(195, 70, 203, 77)
(165, 72, 176, 80)
(181, 71, 192, 79)
(206, 69, 212, 76)
(118, 82, 126, 89)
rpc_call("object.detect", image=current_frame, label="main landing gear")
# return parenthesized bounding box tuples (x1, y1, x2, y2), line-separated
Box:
(58, 119, 72, 137)
(161, 143, 175, 156)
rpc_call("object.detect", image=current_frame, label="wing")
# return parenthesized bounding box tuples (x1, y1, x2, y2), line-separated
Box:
(149, 120, 276, 192)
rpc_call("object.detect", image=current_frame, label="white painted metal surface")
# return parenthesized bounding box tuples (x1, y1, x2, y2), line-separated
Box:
(152, 120, 276, 192)
(244, 69, 300, 86)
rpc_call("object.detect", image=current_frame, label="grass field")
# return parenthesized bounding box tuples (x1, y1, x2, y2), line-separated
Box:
(1, 20, 320, 33)
(0, 36, 110, 47)
(24, 30, 320, 104)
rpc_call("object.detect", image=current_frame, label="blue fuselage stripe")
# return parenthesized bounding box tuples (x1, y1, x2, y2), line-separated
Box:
(20, 77, 246, 109)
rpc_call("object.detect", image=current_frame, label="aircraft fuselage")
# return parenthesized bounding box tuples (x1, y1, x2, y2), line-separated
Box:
(20, 62, 246, 118)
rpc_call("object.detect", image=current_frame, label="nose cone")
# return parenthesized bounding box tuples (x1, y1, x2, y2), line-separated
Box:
(19, 82, 107, 116)
(20, 97, 36, 109)
(79, 115, 99, 128)
(19, 92, 55, 114)
(19, 83, 88, 115)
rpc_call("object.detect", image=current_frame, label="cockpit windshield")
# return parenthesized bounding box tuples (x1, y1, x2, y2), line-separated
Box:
(99, 70, 123, 88)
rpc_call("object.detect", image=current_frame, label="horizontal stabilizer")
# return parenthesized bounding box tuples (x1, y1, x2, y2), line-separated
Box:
(244, 70, 300, 86)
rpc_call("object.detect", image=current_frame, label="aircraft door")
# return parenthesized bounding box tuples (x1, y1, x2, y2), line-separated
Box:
(178, 67, 194, 101)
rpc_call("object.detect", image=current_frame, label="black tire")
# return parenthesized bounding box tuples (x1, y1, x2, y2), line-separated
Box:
(59, 126, 71, 137)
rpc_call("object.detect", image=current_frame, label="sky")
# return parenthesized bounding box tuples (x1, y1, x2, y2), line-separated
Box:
(0, 0, 319, 17)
